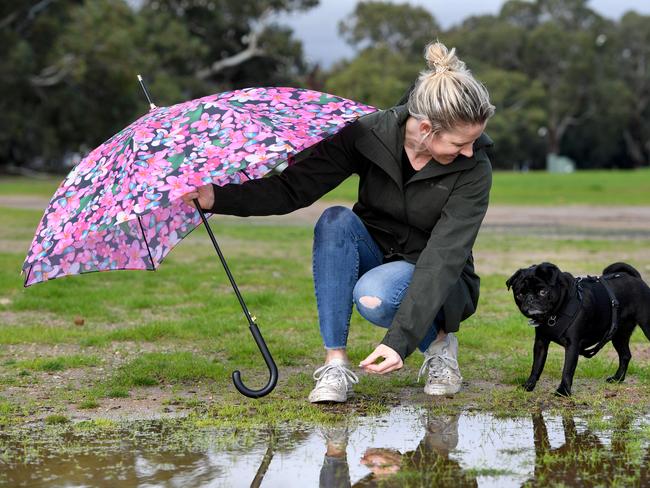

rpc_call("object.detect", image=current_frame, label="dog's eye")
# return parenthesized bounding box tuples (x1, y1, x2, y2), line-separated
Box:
(516, 293, 524, 300)
(538, 289, 548, 297)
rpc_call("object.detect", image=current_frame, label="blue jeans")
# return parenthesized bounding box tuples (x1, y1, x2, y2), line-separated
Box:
(312, 206, 442, 353)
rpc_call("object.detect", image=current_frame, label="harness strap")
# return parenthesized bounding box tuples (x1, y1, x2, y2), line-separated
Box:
(581, 275, 620, 358)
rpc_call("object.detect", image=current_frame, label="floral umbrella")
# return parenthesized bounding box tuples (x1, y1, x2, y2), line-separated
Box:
(22, 86, 376, 397)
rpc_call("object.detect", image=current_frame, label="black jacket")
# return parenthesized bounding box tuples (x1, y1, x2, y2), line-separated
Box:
(209, 105, 493, 359)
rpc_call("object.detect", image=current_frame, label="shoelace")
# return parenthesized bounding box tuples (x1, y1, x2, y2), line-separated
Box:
(417, 351, 460, 383)
(313, 363, 359, 388)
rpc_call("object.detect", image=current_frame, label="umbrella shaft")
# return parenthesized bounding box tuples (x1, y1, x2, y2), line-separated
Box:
(194, 200, 255, 326)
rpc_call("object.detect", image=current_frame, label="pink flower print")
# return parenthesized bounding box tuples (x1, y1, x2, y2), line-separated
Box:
(231, 90, 258, 103)
(158, 175, 193, 201)
(59, 257, 80, 276)
(201, 144, 230, 161)
(267, 141, 294, 153)
(244, 148, 278, 167)
(125, 240, 149, 269)
(54, 222, 77, 254)
(191, 113, 216, 132)
(134, 127, 155, 145)
(268, 91, 294, 108)
(322, 101, 345, 113)
(299, 91, 323, 103)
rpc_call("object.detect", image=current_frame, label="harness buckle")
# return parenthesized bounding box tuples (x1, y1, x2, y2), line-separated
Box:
(547, 315, 557, 327)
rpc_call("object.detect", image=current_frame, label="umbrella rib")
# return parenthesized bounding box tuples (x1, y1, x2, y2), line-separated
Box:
(137, 216, 156, 270)
(24, 265, 33, 287)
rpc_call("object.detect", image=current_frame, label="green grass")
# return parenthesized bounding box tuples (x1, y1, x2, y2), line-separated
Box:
(1, 170, 650, 487)
(323, 168, 650, 205)
(1, 171, 650, 432)
(0, 175, 61, 197)
(3, 169, 649, 206)
(15, 354, 100, 372)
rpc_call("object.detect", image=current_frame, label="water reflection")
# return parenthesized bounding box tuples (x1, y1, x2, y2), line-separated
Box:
(1, 407, 648, 487)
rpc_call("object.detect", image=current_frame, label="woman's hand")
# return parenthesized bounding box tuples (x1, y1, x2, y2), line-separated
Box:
(361, 448, 402, 476)
(359, 344, 403, 374)
(181, 184, 215, 211)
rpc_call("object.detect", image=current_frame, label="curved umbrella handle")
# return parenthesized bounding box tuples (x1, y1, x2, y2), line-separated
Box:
(233, 322, 278, 398)
(193, 200, 278, 399)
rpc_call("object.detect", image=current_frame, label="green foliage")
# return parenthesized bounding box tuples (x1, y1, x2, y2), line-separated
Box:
(338, 1, 439, 57)
(340, 0, 650, 170)
(325, 47, 420, 109)
(0, 0, 317, 170)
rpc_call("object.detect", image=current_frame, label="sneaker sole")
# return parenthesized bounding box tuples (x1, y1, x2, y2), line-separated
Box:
(424, 384, 462, 396)
(308, 389, 353, 404)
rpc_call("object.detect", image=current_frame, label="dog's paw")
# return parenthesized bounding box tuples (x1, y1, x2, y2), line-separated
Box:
(554, 387, 571, 397)
(522, 381, 536, 392)
(606, 375, 624, 384)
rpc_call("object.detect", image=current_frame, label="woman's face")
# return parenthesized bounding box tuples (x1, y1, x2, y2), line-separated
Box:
(422, 121, 487, 165)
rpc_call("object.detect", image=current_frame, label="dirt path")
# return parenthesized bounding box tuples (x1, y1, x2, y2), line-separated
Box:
(3, 196, 650, 234)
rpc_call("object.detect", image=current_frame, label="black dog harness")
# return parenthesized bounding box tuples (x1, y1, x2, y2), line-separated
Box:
(531, 274, 621, 357)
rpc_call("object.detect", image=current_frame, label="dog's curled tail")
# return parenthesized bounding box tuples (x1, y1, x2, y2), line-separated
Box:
(603, 262, 642, 279)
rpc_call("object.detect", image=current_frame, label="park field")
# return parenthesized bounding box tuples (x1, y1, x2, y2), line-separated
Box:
(1, 167, 650, 205)
(0, 169, 649, 428)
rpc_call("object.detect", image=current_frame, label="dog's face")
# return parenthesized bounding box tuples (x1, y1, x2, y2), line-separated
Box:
(506, 262, 570, 319)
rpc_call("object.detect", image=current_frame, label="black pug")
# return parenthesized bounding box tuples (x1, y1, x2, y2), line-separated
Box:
(506, 262, 650, 396)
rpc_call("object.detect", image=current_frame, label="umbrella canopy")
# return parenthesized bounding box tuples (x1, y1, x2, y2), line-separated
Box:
(22, 87, 376, 286)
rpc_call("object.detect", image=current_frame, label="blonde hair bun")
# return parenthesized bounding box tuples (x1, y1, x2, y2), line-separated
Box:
(424, 42, 467, 75)
(408, 41, 495, 133)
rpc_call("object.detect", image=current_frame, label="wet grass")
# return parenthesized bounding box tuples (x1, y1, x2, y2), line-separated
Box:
(1, 173, 650, 486)
(0, 205, 649, 430)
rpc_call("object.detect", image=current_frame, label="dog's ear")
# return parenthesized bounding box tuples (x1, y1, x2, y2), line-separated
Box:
(506, 269, 523, 290)
(535, 262, 560, 286)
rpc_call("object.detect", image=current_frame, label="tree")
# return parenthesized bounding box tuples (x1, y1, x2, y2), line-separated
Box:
(0, 0, 318, 170)
(326, 1, 439, 108)
(446, 0, 635, 168)
(140, 0, 317, 88)
(325, 46, 421, 109)
(338, 1, 440, 58)
(616, 12, 650, 167)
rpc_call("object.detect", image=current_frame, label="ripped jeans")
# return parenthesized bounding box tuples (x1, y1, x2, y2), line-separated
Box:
(312, 206, 442, 353)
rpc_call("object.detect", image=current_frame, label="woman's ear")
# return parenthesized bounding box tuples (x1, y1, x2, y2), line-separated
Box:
(418, 119, 433, 138)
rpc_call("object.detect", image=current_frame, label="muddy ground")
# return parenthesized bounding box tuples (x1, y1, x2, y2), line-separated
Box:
(2, 197, 650, 421)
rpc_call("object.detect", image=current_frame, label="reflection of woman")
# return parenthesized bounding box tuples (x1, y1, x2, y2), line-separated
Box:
(352, 414, 477, 487)
(183, 41, 495, 403)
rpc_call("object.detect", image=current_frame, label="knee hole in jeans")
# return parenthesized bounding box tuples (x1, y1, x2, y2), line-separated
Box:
(358, 295, 382, 309)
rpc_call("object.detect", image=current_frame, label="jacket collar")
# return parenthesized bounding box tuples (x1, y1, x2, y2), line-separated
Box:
(354, 105, 493, 187)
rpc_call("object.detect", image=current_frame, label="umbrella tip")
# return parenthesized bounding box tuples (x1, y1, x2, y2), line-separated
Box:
(137, 74, 157, 111)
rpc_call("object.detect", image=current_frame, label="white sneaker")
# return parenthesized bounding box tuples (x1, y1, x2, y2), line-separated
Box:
(308, 358, 359, 403)
(418, 333, 462, 396)
(318, 425, 350, 451)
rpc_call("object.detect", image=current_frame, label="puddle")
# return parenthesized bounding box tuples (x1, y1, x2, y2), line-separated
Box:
(1, 406, 649, 487)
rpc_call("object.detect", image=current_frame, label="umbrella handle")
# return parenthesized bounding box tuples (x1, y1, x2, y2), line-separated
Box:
(233, 322, 279, 398)
(193, 199, 278, 398)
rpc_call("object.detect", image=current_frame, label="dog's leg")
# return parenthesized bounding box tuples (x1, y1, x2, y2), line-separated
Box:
(556, 343, 580, 397)
(531, 412, 550, 452)
(523, 334, 549, 392)
(607, 324, 634, 383)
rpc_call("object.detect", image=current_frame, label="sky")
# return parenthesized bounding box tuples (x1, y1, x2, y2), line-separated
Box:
(275, 0, 650, 68)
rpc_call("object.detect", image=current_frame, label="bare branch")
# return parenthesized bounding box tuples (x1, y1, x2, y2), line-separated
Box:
(0, 11, 18, 30)
(28, 54, 76, 87)
(1, 0, 59, 32)
(194, 8, 272, 80)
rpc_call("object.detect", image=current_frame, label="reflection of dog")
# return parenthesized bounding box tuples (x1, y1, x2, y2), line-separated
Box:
(506, 262, 650, 396)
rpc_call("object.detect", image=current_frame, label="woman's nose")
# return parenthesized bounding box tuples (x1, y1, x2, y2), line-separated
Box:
(460, 145, 474, 158)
